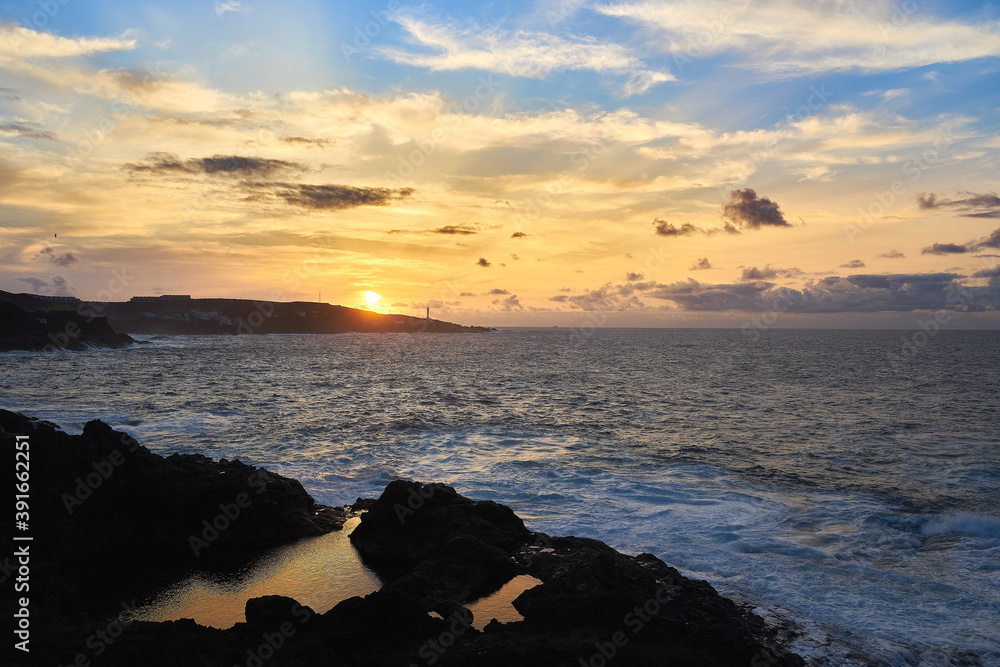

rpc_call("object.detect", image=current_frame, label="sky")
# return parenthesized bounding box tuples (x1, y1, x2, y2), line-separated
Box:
(1, 0, 999, 327)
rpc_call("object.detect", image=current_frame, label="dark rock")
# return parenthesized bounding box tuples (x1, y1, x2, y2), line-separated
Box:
(0, 411, 344, 565)
(0, 299, 134, 351)
(244, 596, 315, 629)
(350, 479, 530, 579)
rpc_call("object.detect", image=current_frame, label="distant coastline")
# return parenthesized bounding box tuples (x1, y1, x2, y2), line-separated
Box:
(0, 290, 490, 350)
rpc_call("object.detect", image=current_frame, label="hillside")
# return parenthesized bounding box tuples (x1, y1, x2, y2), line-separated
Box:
(0, 291, 490, 337)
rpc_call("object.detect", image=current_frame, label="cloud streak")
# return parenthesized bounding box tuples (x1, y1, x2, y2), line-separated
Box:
(381, 14, 673, 94)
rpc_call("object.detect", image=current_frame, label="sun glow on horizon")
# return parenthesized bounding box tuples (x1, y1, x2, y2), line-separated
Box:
(364, 291, 381, 306)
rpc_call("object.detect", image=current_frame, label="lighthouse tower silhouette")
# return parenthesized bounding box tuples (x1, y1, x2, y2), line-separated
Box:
(425, 306, 430, 320)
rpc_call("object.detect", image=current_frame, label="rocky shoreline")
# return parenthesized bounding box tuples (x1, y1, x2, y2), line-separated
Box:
(0, 301, 135, 352)
(1, 411, 804, 666)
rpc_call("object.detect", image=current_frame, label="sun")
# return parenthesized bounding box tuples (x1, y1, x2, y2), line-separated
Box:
(364, 291, 381, 306)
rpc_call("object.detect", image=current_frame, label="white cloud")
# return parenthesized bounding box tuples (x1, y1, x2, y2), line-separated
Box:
(379, 15, 673, 95)
(0, 22, 135, 58)
(214, 1, 250, 18)
(595, 0, 1000, 77)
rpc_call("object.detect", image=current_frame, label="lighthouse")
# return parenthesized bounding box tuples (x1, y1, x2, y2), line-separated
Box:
(425, 306, 430, 320)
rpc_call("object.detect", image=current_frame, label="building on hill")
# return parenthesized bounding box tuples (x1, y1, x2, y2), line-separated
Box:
(36, 295, 81, 304)
(130, 294, 192, 302)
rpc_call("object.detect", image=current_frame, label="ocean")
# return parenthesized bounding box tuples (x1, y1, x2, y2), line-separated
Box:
(3, 328, 999, 666)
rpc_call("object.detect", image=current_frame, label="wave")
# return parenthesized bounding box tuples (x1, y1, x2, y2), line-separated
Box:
(921, 512, 1000, 540)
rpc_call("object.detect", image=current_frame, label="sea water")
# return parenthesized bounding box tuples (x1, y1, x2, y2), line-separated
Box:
(3, 328, 998, 665)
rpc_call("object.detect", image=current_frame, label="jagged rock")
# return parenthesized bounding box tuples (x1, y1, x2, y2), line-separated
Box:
(0, 300, 134, 351)
(0, 411, 345, 564)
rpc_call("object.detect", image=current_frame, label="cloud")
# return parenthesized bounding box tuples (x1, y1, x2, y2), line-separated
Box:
(265, 183, 414, 210)
(975, 228, 1000, 249)
(916, 227, 1000, 255)
(16, 276, 48, 291)
(740, 266, 779, 281)
(625, 272, 644, 281)
(50, 275, 76, 294)
(918, 191, 1000, 218)
(459, 292, 476, 297)
(0, 23, 135, 58)
(645, 272, 1000, 313)
(34, 246, 78, 267)
(690, 257, 712, 270)
(653, 219, 700, 236)
(739, 265, 803, 281)
(125, 153, 305, 179)
(561, 282, 647, 311)
(878, 250, 905, 259)
(382, 15, 673, 95)
(0, 122, 56, 140)
(433, 225, 478, 235)
(722, 188, 790, 229)
(279, 136, 334, 149)
(511, 232, 528, 238)
(972, 266, 1000, 281)
(549, 294, 569, 302)
(476, 257, 492, 268)
(922, 243, 969, 255)
(593, 1, 1000, 78)
(214, 1, 249, 18)
(840, 259, 866, 268)
(492, 294, 523, 311)
(486, 288, 510, 295)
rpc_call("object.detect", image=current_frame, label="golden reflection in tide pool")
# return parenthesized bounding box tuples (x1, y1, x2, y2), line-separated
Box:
(466, 574, 543, 630)
(123, 517, 380, 629)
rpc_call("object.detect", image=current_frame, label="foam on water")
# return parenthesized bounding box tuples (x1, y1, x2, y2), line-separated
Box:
(271, 427, 1000, 666)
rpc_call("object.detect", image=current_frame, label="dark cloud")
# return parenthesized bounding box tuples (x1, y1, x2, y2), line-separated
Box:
(125, 152, 306, 178)
(486, 288, 510, 295)
(653, 219, 700, 236)
(16, 276, 48, 291)
(916, 227, 1000, 255)
(279, 136, 334, 148)
(511, 232, 528, 238)
(459, 291, 476, 297)
(740, 266, 778, 281)
(878, 250, 905, 259)
(646, 272, 999, 313)
(34, 246, 78, 267)
(840, 259, 866, 268)
(690, 257, 712, 270)
(549, 294, 569, 302)
(562, 282, 646, 311)
(270, 183, 413, 210)
(722, 188, 789, 229)
(560, 287, 573, 292)
(433, 225, 477, 235)
(492, 294, 523, 311)
(625, 272, 644, 281)
(0, 122, 57, 140)
(510, 254, 520, 260)
(476, 258, 492, 268)
(972, 265, 1000, 281)
(918, 191, 1000, 218)
(922, 243, 968, 255)
(977, 228, 1000, 249)
(739, 265, 802, 281)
